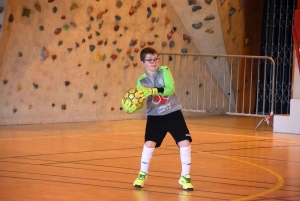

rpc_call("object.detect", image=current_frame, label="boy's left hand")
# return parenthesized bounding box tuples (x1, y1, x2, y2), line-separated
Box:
(137, 87, 158, 98)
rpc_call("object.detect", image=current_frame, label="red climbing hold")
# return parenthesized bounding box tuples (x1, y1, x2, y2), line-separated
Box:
(54, 28, 62, 35)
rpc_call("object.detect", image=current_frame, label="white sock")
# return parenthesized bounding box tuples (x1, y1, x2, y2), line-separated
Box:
(140, 145, 155, 174)
(180, 145, 191, 176)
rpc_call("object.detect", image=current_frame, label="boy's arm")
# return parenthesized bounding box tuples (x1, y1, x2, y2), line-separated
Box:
(158, 66, 175, 96)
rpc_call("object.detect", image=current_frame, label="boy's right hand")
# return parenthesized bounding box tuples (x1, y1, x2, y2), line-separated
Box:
(122, 99, 137, 114)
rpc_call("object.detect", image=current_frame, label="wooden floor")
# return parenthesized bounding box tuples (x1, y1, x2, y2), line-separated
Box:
(0, 115, 300, 201)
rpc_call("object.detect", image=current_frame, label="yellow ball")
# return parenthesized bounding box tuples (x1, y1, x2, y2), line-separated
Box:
(123, 88, 145, 108)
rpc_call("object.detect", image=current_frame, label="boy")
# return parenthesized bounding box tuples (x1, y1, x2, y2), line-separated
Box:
(121, 47, 193, 191)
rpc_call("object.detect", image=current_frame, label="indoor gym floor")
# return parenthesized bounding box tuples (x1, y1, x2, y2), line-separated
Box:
(0, 115, 300, 201)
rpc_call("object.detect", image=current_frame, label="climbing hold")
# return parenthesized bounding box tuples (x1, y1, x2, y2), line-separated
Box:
(18, 86, 21, 91)
(95, 31, 100, 36)
(116, 48, 122, 53)
(129, 6, 134, 15)
(164, 17, 170, 25)
(205, 0, 213, 4)
(156, 18, 159, 23)
(188, 0, 196, 5)
(232, 34, 236, 42)
(162, 41, 167, 47)
(152, 2, 157, 7)
(119, 34, 122, 37)
(135, 1, 141, 9)
(33, 83, 39, 89)
(169, 41, 175, 48)
(61, 15, 66, 19)
(8, 14, 13, 22)
(54, 28, 62, 35)
(70, 4, 78, 11)
(114, 25, 119, 31)
(104, 39, 107, 46)
(186, 91, 190, 95)
(128, 55, 134, 61)
(199, 83, 203, 88)
(103, 93, 108, 97)
(151, 17, 155, 23)
(13, 109, 17, 113)
(52, 7, 57, 13)
(29, 105, 33, 109)
(106, 63, 110, 68)
(192, 6, 202, 12)
(192, 22, 202, 29)
(149, 26, 154, 31)
(97, 11, 105, 19)
(229, 7, 236, 16)
(119, 107, 123, 111)
(147, 7, 152, 18)
(204, 15, 215, 21)
(167, 27, 177, 40)
(181, 48, 187, 53)
(3, 80, 8, 85)
(90, 45, 95, 51)
(126, 48, 131, 54)
(227, 25, 231, 32)
(93, 85, 98, 91)
(245, 38, 249, 45)
(67, 48, 72, 53)
(86, 24, 91, 32)
(161, 3, 166, 8)
(22, 8, 31, 17)
(111, 107, 115, 111)
(58, 41, 63, 46)
(103, 54, 107, 61)
(78, 93, 83, 99)
(48, 0, 55, 2)
(0, 7, 3, 14)
(98, 20, 104, 29)
(140, 41, 146, 48)
(65, 81, 70, 86)
(75, 42, 79, 48)
(183, 34, 191, 44)
(61, 105, 66, 110)
(86, 71, 89, 75)
(82, 39, 86, 43)
(40, 47, 49, 61)
(123, 61, 130, 69)
(62, 24, 69, 31)
(70, 22, 76, 28)
(205, 29, 214, 34)
(169, 56, 173, 61)
(133, 62, 138, 67)
(95, 54, 102, 61)
(52, 103, 55, 107)
(52, 55, 57, 60)
(115, 15, 121, 21)
(124, 26, 128, 31)
(110, 54, 118, 61)
(154, 34, 158, 38)
(87, 6, 93, 13)
(98, 40, 103, 45)
(18, 52, 23, 57)
(34, 3, 41, 12)
(221, 0, 225, 5)
(134, 47, 139, 53)
(116, 1, 122, 8)
(129, 39, 137, 46)
(112, 40, 117, 45)
(88, 34, 92, 39)
(147, 41, 155, 45)
(90, 16, 94, 21)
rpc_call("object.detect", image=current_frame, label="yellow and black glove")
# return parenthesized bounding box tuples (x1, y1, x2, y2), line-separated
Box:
(122, 99, 137, 114)
(137, 87, 158, 99)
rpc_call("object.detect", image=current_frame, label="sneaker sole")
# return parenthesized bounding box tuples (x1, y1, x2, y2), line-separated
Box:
(178, 180, 194, 191)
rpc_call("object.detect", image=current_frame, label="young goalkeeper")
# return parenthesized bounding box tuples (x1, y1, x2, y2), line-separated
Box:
(121, 47, 193, 191)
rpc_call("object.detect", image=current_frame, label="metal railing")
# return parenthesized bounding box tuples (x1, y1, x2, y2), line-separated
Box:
(160, 53, 275, 129)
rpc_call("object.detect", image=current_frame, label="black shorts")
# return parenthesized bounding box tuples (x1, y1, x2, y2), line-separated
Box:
(145, 110, 192, 148)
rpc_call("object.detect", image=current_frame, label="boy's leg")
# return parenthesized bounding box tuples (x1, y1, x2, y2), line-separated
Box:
(178, 140, 191, 177)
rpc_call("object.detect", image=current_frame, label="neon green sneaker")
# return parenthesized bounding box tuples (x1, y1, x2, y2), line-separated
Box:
(133, 171, 148, 188)
(179, 174, 194, 191)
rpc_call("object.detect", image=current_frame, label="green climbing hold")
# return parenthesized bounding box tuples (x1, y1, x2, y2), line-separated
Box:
(86, 24, 91, 32)
(116, 48, 122, 53)
(151, 17, 155, 23)
(39, 26, 44, 31)
(232, 34, 236, 42)
(93, 85, 98, 90)
(70, 4, 78, 11)
(154, 34, 158, 38)
(82, 39, 86, 43)
(124, 26, 128, 31)
(205, 0, 213, 4)
(128, 55, 134, 61)
(98, 20, 104, 29)
(22, 8, 31, 17)
(62, 25, 69, 31)
(104, 39, 107, 46)
(102, 54, 106, 61)
(204, 15, 215, 21)
(67, 48, 72, 53)
(95, 31, 100, 36)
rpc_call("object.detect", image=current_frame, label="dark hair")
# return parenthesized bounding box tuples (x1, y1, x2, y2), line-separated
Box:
(140, 47, 158, 61)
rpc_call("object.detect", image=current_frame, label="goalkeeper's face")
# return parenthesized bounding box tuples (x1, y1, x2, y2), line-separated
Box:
(142, 53, 159, 76)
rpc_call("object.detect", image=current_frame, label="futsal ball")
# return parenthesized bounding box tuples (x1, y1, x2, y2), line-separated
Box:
(123, 88, 145, 108)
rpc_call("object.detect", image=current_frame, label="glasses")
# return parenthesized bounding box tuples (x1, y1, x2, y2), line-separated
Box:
(144, 58, 160, 64)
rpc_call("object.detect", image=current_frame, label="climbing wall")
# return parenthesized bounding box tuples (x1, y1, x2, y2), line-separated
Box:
(0, 0, 243, 125)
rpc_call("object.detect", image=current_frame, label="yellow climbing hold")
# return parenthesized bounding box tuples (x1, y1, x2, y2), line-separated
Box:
(205, 29, 214, 34)
(95, 54, 103, 61)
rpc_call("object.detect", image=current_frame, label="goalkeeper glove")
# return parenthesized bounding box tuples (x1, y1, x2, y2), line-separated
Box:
(122, 99, 137, 114)
(137, 87, 158, 98)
